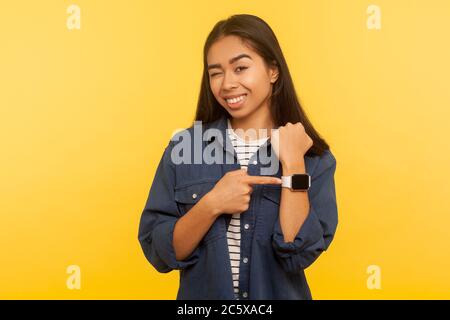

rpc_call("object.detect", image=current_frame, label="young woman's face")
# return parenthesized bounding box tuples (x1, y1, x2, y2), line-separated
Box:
(206, 35, 279, 119)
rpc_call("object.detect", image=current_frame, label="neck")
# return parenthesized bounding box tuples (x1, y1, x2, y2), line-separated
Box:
(229, 106, 274, 142)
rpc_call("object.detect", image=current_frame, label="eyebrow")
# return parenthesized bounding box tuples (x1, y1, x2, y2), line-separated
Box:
(207, 53, 252, 71)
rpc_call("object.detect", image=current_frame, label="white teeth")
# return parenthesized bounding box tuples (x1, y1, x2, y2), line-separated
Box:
(226, 95, 245, 104)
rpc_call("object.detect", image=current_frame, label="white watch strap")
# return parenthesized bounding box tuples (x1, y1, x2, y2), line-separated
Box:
(281, 175, 291, 188)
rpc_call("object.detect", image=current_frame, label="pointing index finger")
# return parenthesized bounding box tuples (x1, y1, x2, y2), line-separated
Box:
(244, 175, 282, 185)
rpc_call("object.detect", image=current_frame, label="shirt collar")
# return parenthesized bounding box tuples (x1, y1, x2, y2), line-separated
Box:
(204, 114, 273, 157)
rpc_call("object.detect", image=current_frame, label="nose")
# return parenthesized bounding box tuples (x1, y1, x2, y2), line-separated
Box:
(221, 70, 239, 91)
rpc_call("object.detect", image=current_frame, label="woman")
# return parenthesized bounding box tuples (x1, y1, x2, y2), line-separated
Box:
(138, 14, 338, 300)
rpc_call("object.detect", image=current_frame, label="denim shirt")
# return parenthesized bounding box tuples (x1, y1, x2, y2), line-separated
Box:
(138, 114, 338, 300)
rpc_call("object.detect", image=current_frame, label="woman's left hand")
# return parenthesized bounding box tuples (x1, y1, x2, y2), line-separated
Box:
(270, 122, 313, 167)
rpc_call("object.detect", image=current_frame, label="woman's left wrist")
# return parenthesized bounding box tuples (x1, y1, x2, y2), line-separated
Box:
(281, 158, 306, 175)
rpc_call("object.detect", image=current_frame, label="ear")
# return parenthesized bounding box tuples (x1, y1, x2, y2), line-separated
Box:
(269, 61, 279, 84)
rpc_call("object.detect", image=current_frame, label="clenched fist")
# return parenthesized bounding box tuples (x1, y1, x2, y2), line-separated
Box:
(270, 122, 313, 167)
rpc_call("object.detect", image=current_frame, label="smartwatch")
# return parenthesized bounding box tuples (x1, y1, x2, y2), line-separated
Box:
(281, 174, 311, 191)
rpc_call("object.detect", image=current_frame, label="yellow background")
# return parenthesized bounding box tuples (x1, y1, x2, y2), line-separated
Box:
(1, 0, 449, 299)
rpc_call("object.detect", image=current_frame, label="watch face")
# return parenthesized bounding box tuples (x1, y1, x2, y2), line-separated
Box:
(291, 174, 310, 190)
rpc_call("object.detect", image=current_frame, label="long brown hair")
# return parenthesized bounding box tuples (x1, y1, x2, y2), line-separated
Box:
(194, 14, 330, 157)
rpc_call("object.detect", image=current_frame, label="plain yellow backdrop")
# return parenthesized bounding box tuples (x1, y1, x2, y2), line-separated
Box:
(1, 0, 449, 299)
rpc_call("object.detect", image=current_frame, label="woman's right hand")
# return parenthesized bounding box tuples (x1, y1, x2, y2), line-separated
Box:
(206, 169, 282, 216)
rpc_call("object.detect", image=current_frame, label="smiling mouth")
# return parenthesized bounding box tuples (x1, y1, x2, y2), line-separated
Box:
(225, 94, 247, 108)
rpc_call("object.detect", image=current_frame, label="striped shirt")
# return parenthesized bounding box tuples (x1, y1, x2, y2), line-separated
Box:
(226, 119, 269, 299)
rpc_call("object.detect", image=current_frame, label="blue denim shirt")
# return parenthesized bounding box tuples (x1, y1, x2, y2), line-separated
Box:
(138, 114, 338, 300)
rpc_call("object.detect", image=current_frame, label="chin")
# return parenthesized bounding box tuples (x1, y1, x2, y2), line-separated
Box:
(229, 107, 258, 119)
(227, 109, 248, 119)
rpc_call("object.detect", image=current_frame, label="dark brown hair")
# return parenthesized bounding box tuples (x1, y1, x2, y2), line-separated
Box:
(194, 14, 330, 156)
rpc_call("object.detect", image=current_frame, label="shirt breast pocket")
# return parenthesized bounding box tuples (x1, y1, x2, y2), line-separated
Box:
(256, 185, 281, 241)
(174, 179, 224, 245)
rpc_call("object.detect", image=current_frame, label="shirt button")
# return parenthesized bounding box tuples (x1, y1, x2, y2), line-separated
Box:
(192, 193, 197, 199)
(244, 224, 249, 230)
(242, 292, 248, 298)
(243, 257, 248, 264)
(252, 160, 257, 165)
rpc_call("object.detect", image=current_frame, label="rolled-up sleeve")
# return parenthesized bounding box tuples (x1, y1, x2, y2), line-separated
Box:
(272, 150, 338, 273)
(138, 140, 200, 273)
